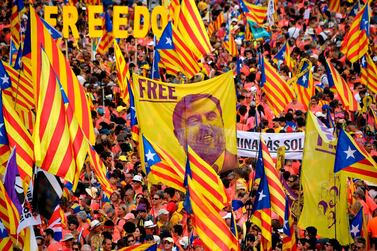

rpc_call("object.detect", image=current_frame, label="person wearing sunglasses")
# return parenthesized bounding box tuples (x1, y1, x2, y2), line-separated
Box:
(162, 237, 174, 251)
(126, 234, 136, 247)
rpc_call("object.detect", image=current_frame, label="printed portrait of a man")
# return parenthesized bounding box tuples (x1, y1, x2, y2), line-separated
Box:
(172, 93, 237, 172)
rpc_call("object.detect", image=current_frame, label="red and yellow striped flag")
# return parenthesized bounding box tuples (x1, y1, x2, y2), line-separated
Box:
(114, 41, 130, 104)
(260, 56, 295, 115)
(30, 7, 95, 145)
(239, 0, 267, 25)
(295, 61, 314, 111)
(2, 93, 34, 184)
(260, 137, 286, 220)
(341, 3, 369, 63)
(168, 0, 180, 24)
(3, 61, 34, 112)
(10, 0, 24, 48)
(34, 49, 89, 185)
(177, 0, 212, 60)
(88, 146, 116, 197)
(325, 58, 359, 111)
(0, 180, 20, 243)
(185, 162, 238, 250)
(223, 33, 238, 57)
(328, 0, 340, 13)
(208, 13, 225, 37)
(360, 54, 377, 94)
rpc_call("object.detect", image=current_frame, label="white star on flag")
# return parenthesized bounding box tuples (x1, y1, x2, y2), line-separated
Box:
(145, 150, 156, 161)
(302, 74, 307, 83)
(350, 224, 360, 237)
(361, 57, 366, 67)
(0, 221, 5, 233)
(0, 123, 4, 137)
(165, 37, 172, 46)
(344, 146, 356, 159)
(1, 74, 9, 84)
(258, 190, 266, 201)
(131, 106, 137, 119)
(283, 219, 289, 230)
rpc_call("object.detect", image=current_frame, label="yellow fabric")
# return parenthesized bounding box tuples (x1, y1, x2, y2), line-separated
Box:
(298, 112, 352, 245)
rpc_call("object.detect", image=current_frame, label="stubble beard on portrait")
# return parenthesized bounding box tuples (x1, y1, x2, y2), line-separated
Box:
(188, 125, 225, 166)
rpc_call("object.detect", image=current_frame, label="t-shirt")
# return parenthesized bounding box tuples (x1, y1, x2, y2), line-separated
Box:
(367, 216, 377, 237)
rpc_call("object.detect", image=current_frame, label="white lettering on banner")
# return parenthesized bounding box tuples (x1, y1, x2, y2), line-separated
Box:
(237, 131, 305, 159)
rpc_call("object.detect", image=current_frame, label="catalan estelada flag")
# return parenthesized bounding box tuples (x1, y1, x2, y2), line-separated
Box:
(274, 43, 293, 70)
(251, 160, 272, 251)
(177, 0, 212, 61)
(360, 54, 377, 94)
(239, 0, 267, 25)
(325, 58, 359, 111)
(341, 2, 370, 63)
(97, 12, 114, 55)
(30, 7, 95, 144)
(328, 0, 340, 13)
(88, 146, 116, 197)
(10, 0, 24, 48)
(295, 61, 314, 111)
(282, 196, 297, 251)
(9, 39, 18, 66)
(223, 33, 238, 57)
(255, 138, 286, 221)
(350, 207, 363, 238)
(2, 61, 34, 112)
(128, 81, 139, 142)
(334, 129, 377, 183)
(260, 55, 295, 115)
(114, 41, 130, 104)
(142, 136, 185, 193)
(34, 49, 89, 185)
(184, 156, 238, 251)
(157, 21, 200, 79)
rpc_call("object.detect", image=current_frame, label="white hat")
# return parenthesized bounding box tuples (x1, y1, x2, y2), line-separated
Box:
(222, 212, 232, 219)
(179, 236, 189, 249)
(85, 187, 98, 198)
(132, 175, 143, 183)
(231, 18, 238, 23)
(62, 233, 74, 242)
(164, 237, 174, 243)
(157, 209, 169, 217)
(90, 220, 101, 229)
(144, 220, 156, 228)
(315, 112, 326, 118)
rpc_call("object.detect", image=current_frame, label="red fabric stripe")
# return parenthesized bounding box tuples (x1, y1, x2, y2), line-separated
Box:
(178, 0, 210, 57)
(344, 165, 377, 178)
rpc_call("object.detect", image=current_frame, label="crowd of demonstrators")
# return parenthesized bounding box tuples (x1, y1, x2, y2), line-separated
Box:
(1, 0, 377, 250)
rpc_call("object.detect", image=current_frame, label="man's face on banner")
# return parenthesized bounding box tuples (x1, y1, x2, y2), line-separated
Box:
(174, 95, 225, 166)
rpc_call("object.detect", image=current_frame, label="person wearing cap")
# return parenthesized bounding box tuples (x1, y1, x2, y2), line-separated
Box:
(162, 237, 175, 251)
(61, 233, 75, 250)
(132, 175, 144, 195)
(157, 209, 171, 233)
(87, 220, 103, 250)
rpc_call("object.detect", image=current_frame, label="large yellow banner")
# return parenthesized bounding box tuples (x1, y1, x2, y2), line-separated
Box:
(132, 72, 237, 173)
(298, 112, 352, 245)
